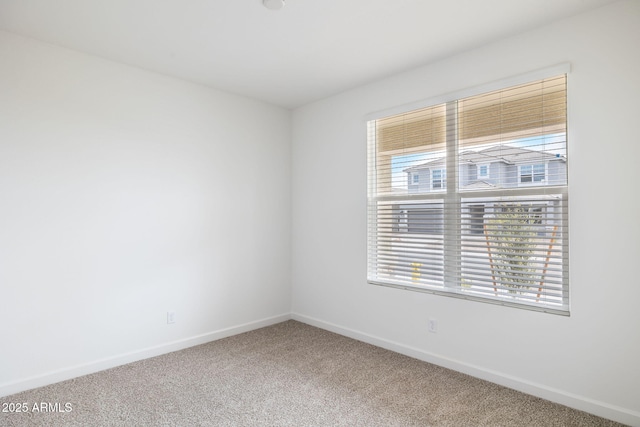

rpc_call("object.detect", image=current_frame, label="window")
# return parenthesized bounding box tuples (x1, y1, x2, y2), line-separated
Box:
(519, 163, 546, 184)
(367, 72, 569, 314)
(431, 169, 446, 190)
(412, 173, 419, 184)
(478, 164, 489, 179)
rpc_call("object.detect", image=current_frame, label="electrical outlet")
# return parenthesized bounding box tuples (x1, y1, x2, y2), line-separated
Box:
(428, 318, 438, 333)
(167, 311, 176, 324)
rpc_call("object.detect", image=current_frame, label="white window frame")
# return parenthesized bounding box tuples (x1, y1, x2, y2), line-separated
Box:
(366, 64, 570, 315)
(519, 163, 547, 185)
(477, 163, 490, 179)
(431, 168, 446, 191)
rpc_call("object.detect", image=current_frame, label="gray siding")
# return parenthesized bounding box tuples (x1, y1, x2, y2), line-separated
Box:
(408, 158, 567, 193)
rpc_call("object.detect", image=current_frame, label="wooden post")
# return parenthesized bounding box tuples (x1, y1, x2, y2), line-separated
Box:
(484, 223, 498, 296)
(536, 226, 558, 302)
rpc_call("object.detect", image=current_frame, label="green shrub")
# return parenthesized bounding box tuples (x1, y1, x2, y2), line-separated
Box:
(486, 204, 538, 294)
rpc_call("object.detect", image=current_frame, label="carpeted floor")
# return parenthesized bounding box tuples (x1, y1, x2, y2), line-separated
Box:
(0, 320, 626, 426)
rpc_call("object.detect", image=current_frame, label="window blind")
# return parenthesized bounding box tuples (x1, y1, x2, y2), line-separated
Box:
(367, 74, 569, 314)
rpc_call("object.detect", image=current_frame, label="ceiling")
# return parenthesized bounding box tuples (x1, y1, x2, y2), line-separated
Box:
(0, 0, 619, 108)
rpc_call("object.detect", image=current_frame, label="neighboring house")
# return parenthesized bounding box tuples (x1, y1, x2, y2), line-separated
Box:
(403, 145, 566, 193)
(395, 145, 566, 235)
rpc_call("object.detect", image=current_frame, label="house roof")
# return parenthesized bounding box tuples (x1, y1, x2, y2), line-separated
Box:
(461, 180, 497, 190)
(404, 145, 565, 173)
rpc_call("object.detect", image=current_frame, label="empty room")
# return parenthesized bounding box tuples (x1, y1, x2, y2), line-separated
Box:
(1, 0, 638, 425)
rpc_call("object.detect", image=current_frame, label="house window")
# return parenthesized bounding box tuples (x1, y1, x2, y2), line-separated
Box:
(367, 71, 569, 314)
(412, 173, 419, 184)
(432, 169, 446, 190)
(520, 163, 546, 184)
(478, 164, 489, 179)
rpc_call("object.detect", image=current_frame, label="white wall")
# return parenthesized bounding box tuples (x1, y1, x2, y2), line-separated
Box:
(1, 2, 638, 424)
(291, 1, 640, 425)
(0, 31, 291, 394)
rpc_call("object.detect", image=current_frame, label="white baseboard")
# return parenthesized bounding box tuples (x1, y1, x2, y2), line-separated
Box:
(0, 313, 291, 399)
(4, 312, 638, 426)
(291, 312, 640, 427)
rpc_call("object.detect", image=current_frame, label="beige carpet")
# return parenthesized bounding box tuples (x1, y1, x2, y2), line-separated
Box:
(0, 320, 625, 426)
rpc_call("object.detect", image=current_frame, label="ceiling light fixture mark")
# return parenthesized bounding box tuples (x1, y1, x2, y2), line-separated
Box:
(263, 0, 285, 11)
